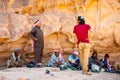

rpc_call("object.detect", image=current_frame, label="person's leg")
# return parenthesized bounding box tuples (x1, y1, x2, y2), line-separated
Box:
(39, 47, 43, 63)
(15, 62, 20, 67)
(82, 43, 91, 75)
(73, 59, 80, 69)
(78, 43, 84, 70)
(19, 60, 24, 67)
(35, 46, 43, 67)
(34, 47, 40, 64)
(9, 61, 15, 68)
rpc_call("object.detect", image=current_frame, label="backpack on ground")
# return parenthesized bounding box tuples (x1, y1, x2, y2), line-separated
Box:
(27, 61, 36, 68)
(91, 64, 100, 72)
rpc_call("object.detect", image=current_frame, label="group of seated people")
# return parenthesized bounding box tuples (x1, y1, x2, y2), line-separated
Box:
(89, 51, 113, 72)
(48, 50, 81, 70)
(7, 48, 120, 73)
(48, 49, 119, 73)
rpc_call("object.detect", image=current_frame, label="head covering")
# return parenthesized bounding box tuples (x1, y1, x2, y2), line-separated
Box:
(73, 51, 79, 55)
(77, 16, 84, 21)
(33, 20, 41, 27)
(54, 49, 63, 61)
(54, 50, 60, 53)
(14, 48, 19, 52)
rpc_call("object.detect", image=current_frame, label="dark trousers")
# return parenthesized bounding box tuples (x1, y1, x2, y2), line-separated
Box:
(70, 59, 81, 69)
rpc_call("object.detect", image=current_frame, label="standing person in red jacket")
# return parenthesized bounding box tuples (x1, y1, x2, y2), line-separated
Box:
(73, 16, 91, 75)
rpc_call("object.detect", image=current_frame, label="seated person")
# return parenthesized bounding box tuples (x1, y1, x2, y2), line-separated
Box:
(48, 49, 65, 67)
(113, 62, 120, 73)
(101, 54, 113, 72)
(89, 51, 101, 72)
(7, 48, 26, 68)
(68, 51, 81, 70)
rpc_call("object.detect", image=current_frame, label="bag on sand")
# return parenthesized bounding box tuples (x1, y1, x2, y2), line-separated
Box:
(91, 64, 100, 72)
(27, 61, 36, 68)
(60, 65, 68, 70)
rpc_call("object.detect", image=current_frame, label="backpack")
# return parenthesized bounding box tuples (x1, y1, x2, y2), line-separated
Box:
(91, 64, 100, 72)
(27, 61, 36, 68)
(60, 65, 68, 71)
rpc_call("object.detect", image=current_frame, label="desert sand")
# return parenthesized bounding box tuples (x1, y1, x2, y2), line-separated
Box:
(0, 67, 119, 80)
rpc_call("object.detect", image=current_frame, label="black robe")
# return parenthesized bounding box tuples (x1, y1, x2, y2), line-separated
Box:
(30, 26, 44, 63)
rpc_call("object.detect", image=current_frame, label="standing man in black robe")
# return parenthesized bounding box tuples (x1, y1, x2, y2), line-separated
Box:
(30, 20, 44, 67)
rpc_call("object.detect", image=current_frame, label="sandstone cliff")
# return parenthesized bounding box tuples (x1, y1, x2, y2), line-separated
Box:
(0, 0, 120, 66)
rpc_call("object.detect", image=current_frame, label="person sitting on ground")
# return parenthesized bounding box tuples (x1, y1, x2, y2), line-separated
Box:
(48, 49, 65, 67)
(101, 54, 113, 72)
(7, 48, 25, 68)
(89, 51, 101, 72)
(68, 51, 81, 70)
(113, 62, 120, 73)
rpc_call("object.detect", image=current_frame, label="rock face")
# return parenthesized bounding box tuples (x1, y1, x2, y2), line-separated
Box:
(0, 0, 120, 66)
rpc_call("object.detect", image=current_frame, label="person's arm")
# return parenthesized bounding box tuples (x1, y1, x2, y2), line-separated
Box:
(10, 55, 13, 62)
(88, 25, 92, 41)
(50, 53, 56, 64)
(30, 28, 37, 41)
(62, 60, 65, 64)
(59, 54, 65, 64)
(73, 33, 78, 48)
(68, 55, 75, 64)
(60, 58, 65, 64)
(89, 57, 94, 65)
(68, 55, 71, 61)
(107, 59, 112, 70)
(56, 62, 62, 66)
(73, 26, 78, 48)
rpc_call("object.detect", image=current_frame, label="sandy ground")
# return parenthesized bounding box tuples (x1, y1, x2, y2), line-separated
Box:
(0, 67, 120, 80)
